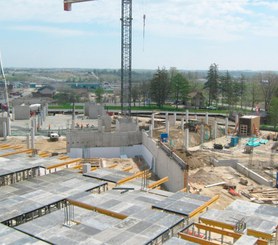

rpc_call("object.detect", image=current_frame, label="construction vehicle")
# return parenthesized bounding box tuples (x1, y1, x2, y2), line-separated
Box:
(184, 119, 201, 132)
(49, 132, 59, 142)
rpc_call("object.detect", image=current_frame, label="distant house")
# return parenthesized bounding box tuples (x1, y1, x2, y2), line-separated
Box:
(32, 85, 56, 97)
(188, 91, 205, 108)
(71, 83, 101, 90)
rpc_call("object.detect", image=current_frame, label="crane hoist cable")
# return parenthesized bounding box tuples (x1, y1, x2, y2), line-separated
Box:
(143, 14, 146, 52)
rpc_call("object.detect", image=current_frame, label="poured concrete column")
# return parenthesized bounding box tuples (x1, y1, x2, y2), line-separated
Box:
(31, 127, 35, 150)
(12, 107, 15, 120)
(3, 121, 7, 141)
(214, 120, 218, 139)
(98, 116, 102, 132)
(37, 116, 41, 130)
(116, 120, 120, 132)
(181, 116, 184, 130)
(7, 117, 11, 136)
(45, 103, 48, 116)
(184, 128, 189, 150)
(205, 112, 209, 125)
(151, 113, 155, 129)
(166, 113, 169, 135)
(32, 117, 37, 134)
(235, 114, 239, 125)
(186, 110, 189, 123)
(173, 112, 177, 125)
(26, 134, 30, 149)
(225, 117, 229, 135)
(149, 125, 153, 138)
(200, 124, 204, 147)
(195, 114, 198, 120)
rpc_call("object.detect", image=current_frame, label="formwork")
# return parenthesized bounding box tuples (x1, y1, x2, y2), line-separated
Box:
(0, 169, 107, 227)
(0, 223, 47, 244)
(0, 146, 82, 186)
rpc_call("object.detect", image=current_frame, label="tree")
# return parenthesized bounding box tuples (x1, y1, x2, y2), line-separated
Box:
(53, 91, 80, 104)
(131, 84, 140, 107)
(170, 72, 189, 108)
(150, 68, 170, 108)
(220, 71, 240, 110)
(95, 87, 104, 103)
(247, 75, 262, 111)
(139, 81, 150, 106)
(260, 73, 278, 111)
(239, 74, 247, 109)
(269, 96, 278, 130)
(205, 63, 219, 106)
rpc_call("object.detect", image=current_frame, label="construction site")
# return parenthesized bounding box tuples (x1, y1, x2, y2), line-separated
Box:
(0, 1, 277, 244)
(0, 102, 277, 245)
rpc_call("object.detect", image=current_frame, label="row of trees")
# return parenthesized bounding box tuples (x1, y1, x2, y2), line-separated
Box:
(131, 67, 190, 108)
(205, 63, 278, 112)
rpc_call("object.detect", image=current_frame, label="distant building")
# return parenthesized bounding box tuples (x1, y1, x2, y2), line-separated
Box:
(29, 82, 37, 88)
(71, 83, 101, 90)
(32, 85, 56, 98)
(188, 91, 205, 108)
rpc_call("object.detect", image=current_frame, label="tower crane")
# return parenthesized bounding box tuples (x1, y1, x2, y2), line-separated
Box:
(0, 53, 9, 116)
(64, 0, 132, 116)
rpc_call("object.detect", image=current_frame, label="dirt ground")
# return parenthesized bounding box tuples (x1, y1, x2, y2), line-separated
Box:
(3, 117, 278, 209)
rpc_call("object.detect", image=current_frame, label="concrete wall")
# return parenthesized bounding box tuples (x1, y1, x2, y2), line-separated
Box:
(212, 158, 273, 186)
(67, 129, 187, 192)
(13, 105, 30, 120)
(84, 103, 105, 119)
(236, 163, 273, 186)
(142, 132, 186, 192)
(67, 130, 142, 152)
(117, 118, 138, 132)
(69, 145, 142, 158)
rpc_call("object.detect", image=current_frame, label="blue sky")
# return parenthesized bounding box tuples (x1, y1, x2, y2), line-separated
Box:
(1, 0, 278, 70)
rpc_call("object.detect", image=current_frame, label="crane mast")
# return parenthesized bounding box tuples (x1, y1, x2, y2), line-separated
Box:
(64, 0, 132, 115)
(121, 0, 132, 115)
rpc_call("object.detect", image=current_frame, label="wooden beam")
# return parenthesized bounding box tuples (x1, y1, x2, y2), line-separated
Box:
(147, 177, 169, 189)
(67, 199, 127, 220)
(39, 152, 51, 158)
(179, 232, 219, 245)
(199, 217, 235, 230)
(189, 195, 219, 218)
(117, 171, 144, 185)
(12, 145, 23, 150)
(108, 163, 117, 168)
(71, 164, 83, 170)
(179, 187, 187, 192)
(47, 158, 82, 170)
(122, 166, 133, 172)
(0, 144, 11, 148)
(59, 155, 70, 160)
(247, 229, 273, 240)
(0, 149, 33, 157)
(0, 144, 11, 149)
(194, 223, 241, 239)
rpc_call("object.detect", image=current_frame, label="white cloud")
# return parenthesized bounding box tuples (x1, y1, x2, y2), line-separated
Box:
(8, 25, 94, 37)
(1, 0, 278, 40)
